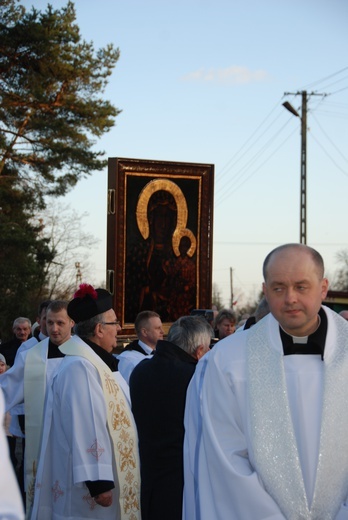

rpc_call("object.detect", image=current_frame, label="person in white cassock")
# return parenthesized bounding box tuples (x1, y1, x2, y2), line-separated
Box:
(0, 388, 25, 520)
(31, 284, 141, 520)
(0, 300, 74, 517)
(184, 243, 348, 520)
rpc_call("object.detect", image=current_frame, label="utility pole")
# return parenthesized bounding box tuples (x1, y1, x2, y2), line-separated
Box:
(230, 267, 233, 309)
(300, 91, 307, 245)
(75, 261, 82, 288)
(283, 90, 326, 244)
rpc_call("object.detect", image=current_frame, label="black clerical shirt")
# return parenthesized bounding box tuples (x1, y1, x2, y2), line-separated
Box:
(280, 307, 327, 360)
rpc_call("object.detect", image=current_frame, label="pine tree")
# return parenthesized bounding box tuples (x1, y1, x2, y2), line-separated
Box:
(0, 1, 120, 337)
(0, 0, 120, 199)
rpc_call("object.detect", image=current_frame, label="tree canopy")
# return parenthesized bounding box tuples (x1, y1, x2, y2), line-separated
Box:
(332, 250, 348, 291)
(0, 0, 120, 337)
(0, 179, 54, 338)
(0, 0, 120, 202)
(36, 202, 100, 300)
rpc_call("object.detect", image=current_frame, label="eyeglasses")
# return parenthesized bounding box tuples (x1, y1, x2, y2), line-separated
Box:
(101, 321, 121, 327)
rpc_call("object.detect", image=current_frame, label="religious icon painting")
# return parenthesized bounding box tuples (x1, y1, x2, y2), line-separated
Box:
(107, 157, 214, 335)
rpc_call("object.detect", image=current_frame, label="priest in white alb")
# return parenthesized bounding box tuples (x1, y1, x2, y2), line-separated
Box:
(184, 243, 348, 520)
(31, 284, 141, 520)
(0, 300, 74, 517)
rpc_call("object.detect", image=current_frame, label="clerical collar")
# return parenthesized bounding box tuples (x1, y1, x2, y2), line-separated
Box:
(280, 307, 327, 360)
(47, 339, 66, 359)
(82, 338, 119, 372)
(138, 340, 153, 355)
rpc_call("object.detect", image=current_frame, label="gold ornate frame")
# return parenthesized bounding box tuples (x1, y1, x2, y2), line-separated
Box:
(107, 157, 214, 334)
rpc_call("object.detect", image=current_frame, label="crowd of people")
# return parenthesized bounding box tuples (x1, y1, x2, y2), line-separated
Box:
(1, 242, 348, 520)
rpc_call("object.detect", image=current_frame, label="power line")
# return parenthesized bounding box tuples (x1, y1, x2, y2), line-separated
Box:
(309, 74, 348, 93)
(309, 132, 348, 178)
(299, 67, 348, 90)
(215, 98, 306, 201)
(321, 101, 348, 109)
(216, 99, 283, 182)
(216, 125, 298, 205)
(213, 241, 348, 247)
(214, 68, 348, 215)
(215, 117, 294, 199)
(314, 108, 348, 120)
(329, 85, 348, 96)
(311, 113, 348, 163)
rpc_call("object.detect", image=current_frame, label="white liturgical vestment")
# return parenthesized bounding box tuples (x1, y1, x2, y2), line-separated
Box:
(31, 336, 140, 520)
(184, 306, 348, 520)
(0, 337, 64, 517)
(0, 389, 25, 520)
(117, 340, 153, 384)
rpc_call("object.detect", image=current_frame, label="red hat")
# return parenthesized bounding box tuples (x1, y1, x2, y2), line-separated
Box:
(68, 284, 113, 323)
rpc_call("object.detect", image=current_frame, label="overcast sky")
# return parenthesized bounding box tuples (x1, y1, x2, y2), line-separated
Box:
(22, 0, 348, 307)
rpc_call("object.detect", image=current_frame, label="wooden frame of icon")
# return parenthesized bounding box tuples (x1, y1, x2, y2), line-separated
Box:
(107, 157, 214, 335)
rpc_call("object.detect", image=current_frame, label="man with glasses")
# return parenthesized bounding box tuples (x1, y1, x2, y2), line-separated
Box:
(31, 284, 141, 520)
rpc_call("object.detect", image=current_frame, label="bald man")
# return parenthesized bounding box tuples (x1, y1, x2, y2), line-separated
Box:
(184, 243, 348, 520)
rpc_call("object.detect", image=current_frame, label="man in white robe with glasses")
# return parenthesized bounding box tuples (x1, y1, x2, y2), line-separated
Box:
(31, 284, 141, 520)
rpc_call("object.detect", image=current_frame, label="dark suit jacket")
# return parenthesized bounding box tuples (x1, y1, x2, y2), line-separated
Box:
(123, 338, 147, 355)
(129, 339, 197, 520)
(0, 337, 22, 367)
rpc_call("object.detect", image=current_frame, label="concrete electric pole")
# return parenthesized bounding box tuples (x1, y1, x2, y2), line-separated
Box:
(283, 90, 326, 244)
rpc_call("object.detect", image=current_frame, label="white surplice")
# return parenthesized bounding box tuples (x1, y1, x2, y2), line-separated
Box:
(182, 350, 211, 520)
(187, 306, 348, 520)
(117, 340, 153, 384)
(0, 338, 59, 417)
(0, 388, 25, 520)
(31, 337, 133, 520)
(3, 336, 40, 437)
(0, 337, 64, 512)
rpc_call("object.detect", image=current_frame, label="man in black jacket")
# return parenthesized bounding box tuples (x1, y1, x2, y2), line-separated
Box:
(129, 315, 212, 520)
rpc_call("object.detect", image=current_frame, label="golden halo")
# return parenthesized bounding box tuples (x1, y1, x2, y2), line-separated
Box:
(136, 179, 188, 239)
(172, 228, 197, 257)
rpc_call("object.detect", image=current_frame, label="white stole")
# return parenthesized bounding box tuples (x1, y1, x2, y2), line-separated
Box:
(24, 338, 49, 518)
(60, 337, 141, 520)
(247, 309, 348, 519)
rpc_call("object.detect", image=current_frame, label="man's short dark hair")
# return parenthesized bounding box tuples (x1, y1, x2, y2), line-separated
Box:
(38, 300, 53, 316)
(47, 300, 68, 314)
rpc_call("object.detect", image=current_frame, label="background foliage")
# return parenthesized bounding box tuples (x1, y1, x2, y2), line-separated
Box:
(0, 0, 119, 338)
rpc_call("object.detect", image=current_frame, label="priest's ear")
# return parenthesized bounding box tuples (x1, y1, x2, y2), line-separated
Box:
(94, 321, 104, 339)
(320, 277, 329, 301)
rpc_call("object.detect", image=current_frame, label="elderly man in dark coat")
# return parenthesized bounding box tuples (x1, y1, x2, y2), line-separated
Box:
(129, 315, 212, 520)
